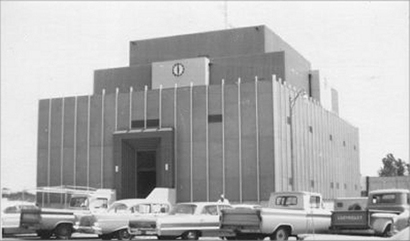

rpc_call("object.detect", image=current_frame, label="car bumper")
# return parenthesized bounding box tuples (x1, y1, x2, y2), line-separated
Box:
(73, 225, 102, 235)
(129, 227, 158, 236)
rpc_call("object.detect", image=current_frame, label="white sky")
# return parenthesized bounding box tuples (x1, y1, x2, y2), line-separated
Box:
(1, 1, 409, 190)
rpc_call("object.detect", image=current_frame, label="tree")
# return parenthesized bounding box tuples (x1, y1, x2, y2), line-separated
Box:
(378, 153, 408, 177)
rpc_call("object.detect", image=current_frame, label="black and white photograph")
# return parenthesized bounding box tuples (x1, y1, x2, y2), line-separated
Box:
(1, 1, 409, 240)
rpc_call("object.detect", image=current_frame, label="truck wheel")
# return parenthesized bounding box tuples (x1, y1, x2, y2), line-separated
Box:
(116, 229, 131, 240)
(271, 227, 289, 240)
(38, 230, 53, 239)
(382, 224, 393, 237)
(182, 230, 199, 240)
(55, 224, 73, 239)
(158, 236, 177, 240)
(101, 233, 113, 240)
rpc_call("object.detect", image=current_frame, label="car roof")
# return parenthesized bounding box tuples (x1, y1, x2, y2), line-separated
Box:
(1, 201, 36, 211)
(175, 202, 231, 206)
(270, 191, 322, 197)
(370, 189, 410, 195)
(112, 199, 170, 206)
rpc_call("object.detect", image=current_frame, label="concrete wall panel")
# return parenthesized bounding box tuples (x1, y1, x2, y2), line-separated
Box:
(37, 100, 50, 186)
(94, 65, 151, 94)
(38, 100, 50, 149)
(75, 96, 89, 187)
(240, 82, 257, 201)
(176, 87, 191, 201)
(104, 94, 115, 145)
(210, 52, 285, 86)
(192, 86, 207, 201)
(37, 150, 48, 186)
(103, 145, 114, 188)
(160, 88, 175, 128)
(90, 95, 103, 145)
(208, 85, 223, 200)
(61, 97, 75, 186)
(224, 84, 240, 201)
(147, 89, 160, 120)
(257, 81, 275, 199)
(117, 93, 130, 130)
(130, 26, 265, 65)
(50, 98, 63, 186)
(132, 91, 145, 122)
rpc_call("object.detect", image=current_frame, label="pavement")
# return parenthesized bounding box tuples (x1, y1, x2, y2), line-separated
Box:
(300, 227, 409, 240)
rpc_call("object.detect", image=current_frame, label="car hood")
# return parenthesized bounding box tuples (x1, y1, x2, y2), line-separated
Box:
(156, 214, 193, 225)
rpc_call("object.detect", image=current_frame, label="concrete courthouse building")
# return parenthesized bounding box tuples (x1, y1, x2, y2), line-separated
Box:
(37, 25, 360, 202)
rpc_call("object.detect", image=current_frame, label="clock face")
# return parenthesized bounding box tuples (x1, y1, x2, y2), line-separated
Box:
(172, 63, 185, 77)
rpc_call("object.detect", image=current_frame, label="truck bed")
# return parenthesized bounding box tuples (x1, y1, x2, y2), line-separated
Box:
(330, 210, 370, 229)
(220, 209, 261, 232)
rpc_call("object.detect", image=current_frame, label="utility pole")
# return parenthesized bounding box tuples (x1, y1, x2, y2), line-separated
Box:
(289, 89, 306, 191)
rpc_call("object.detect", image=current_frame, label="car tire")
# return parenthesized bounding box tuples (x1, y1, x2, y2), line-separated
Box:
(101, 233, 112, 240)
(182, 230, 199, 240)
(55, 224, 73, 239)
(116, 229, 131, 240)
(271, 227, 289, 240)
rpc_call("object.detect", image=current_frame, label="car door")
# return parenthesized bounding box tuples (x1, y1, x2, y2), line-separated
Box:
(98, 203, 133, 233)
(199, 205, 220, 233)
(307, 196, 331, 233)
(2, 206, 20, 228)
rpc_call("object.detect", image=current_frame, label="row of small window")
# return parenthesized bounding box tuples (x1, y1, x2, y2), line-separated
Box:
(293, 179, 358, 191)
(330, 182, 359, 191)
(131, 115, 223, 128)
(131, 117, 357, 150)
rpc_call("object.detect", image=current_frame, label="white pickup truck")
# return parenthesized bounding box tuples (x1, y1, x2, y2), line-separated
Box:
(19, 186, 116, 239)
(220, 191, 331, 240)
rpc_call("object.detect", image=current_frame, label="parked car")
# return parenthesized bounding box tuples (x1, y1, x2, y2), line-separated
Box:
(74, 188, 175, 240)
(2, 201, 38, 236)
(128, 202, 233, 240)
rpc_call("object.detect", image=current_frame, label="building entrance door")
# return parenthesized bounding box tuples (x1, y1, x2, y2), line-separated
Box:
(136, 151, 157, 198)
(113, 129, 174, 199)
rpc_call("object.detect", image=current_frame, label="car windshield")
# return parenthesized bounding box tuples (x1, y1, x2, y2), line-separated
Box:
(107, 203, 130, 214)
(169, 204, 197, 215)
(70, 197, 89, 208)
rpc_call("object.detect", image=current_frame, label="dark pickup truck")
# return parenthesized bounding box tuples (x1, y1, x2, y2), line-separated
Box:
(330, 189, 410, 237)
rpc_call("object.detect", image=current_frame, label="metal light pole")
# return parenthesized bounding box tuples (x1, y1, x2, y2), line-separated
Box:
(289, 89, 306, 191)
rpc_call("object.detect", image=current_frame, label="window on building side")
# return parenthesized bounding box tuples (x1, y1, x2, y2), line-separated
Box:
(132, 119, 160, 129)
(208, 114, 223, 123)
(309, 126, 313, 133)
(329, 134, 333, 141)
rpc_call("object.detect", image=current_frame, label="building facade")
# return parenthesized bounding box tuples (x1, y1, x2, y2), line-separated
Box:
(37, 25, 361, 202)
